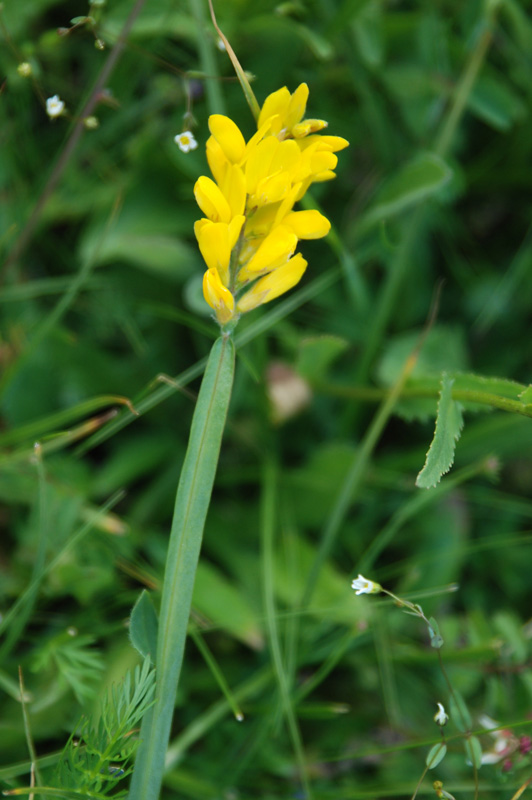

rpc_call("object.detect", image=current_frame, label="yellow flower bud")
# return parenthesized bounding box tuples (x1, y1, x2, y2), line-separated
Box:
(203, 268, 235, 324)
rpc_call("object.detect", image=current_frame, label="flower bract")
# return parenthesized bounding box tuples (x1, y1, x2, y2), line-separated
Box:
(192, 83, 348, 327)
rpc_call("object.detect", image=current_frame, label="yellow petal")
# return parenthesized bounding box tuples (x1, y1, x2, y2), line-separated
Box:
(239, 224, 298, 281)
(311, 170, 336, 183)
(282, 210, 331, 239)
(219, 164, 247, 218)
(237, 254, 307, 313)
(194, 176, 232, 223)
(274, 139, 301, 173)
(258, 86, 291, 133)
(208, 115, 246, 164)
(245, 137, 280, 196)
(195, 220, 232, 285)
(206, 135, 229, 185)
(285, 83, 309, 130)
(310, 150, 338, 174)
(245, 118, 274, 157)
(228, 214, 246, 249)
(297, 134, 349, 153)
(314, 134, 349, 152)
(203, 268, 235, 324)
(254, 172, 292, 207)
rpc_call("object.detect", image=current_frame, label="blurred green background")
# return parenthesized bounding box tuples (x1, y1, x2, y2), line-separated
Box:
(2, 0, 532, 797)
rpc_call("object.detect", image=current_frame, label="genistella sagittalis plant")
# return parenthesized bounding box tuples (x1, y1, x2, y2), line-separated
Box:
(194, 82, 349, 329)
(128, 85, 347, 800)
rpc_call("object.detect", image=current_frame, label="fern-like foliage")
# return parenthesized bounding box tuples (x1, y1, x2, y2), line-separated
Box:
(31, 631, 104, 704)
(51, 658, 155, 798)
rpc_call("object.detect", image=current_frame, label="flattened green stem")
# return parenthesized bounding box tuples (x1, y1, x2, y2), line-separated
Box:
(315, 382, 532, 419)
(128, 335, 235, 800)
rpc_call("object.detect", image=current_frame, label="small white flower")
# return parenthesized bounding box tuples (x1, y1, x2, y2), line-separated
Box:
(434, 702, 449, 726)
(216, 37, 226, 51)
(351, 574, 381, 596)
(174, 131, 197, 153)
(46, 95, 65, 119)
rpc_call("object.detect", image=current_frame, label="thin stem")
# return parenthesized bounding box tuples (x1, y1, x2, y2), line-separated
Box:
(188, 0, 225, 115)
(207, 0, 260, 121)
(317, 383, 532, 419)
(18, 667, 43, 796)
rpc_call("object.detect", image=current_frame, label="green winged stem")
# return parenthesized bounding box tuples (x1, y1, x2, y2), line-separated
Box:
(128, 335, 235, 800)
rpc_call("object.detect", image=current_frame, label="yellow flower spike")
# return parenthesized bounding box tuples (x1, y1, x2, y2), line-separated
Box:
(194, 176, 232, 223)
(208, 115, 247, 164)
(239, 225, 298, 281)
(285, 83, 309, 131)
(282, 210, 331, 239)
(193, 84, 349, 325)
(237, 253, 307, 313)
(203, 268, 235, 324)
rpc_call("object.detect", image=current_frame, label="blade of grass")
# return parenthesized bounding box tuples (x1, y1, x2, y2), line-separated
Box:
(261, 455, 313, 800)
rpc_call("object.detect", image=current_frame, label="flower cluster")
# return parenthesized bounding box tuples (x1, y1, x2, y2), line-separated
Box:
(193, 83, 348, 327)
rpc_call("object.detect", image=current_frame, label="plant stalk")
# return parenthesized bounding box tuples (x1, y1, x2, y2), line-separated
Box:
(128, 335, 235, 800)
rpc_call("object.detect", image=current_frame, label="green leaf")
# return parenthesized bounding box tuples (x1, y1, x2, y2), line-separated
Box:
(297, 335, 349, 382)
(468, 73, 526, 132)
(129, 590, 159, 663)
(353, 3, 384, 68)
(193, 561, 264, 650)
(428, 616, 444, 648)
(360, 153, 453, 229)
(416, 375, 464, 489)
(426, 742, 447, 769)
(449, 690, 472, 732)
(377, 327, 468, 387)
(464, 736, 483, 769)
(518, 385, 532, 404)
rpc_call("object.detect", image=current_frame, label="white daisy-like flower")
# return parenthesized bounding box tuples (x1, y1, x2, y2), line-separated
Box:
(351, 574, 381, 596)
(46, 95, 65, 119)
(174, 131, 198, 153)
(434, 702, 449, 726)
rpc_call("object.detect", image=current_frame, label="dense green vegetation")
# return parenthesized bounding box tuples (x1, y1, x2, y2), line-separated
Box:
(2, 0, 532, 798)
